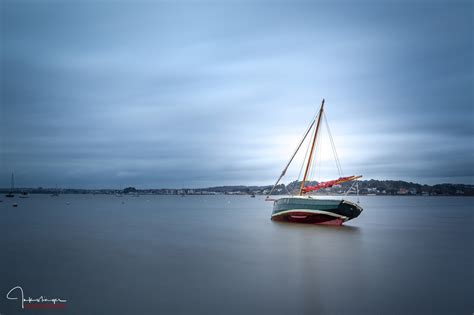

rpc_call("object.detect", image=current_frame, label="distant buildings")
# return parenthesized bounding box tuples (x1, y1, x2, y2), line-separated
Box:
(0, 180, 472, 196)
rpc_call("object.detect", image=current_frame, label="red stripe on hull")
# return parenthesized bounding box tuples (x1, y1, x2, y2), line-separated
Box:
(271, 212, 344, 226)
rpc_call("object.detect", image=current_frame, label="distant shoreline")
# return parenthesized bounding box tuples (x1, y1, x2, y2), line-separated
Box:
(1, 179, 473, 196)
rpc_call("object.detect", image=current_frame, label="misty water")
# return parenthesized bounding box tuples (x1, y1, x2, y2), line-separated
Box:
(0, 195, 472, 314)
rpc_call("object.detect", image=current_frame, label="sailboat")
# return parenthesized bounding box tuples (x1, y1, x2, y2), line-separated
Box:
(5, 173, 15, 198)
(51, 185, 60, 197)
(267, 99, 363, 225)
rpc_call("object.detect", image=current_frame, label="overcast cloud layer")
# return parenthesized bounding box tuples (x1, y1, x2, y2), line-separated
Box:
(1, 0, 473, 188)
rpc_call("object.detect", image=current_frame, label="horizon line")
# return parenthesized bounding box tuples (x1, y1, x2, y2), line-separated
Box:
(1, 178, 473, 191)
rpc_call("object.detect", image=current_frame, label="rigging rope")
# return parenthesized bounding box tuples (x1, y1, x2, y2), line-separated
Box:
(267, 101, 355, 199)
(345, 180, 357, 196)
(297, 120, 315, 182)
(266, 114, 317, 198)
(317, 131, 322, 183)
(323, 112, 343, 177)
(344, 178, 360, 203)
(308, 125, 322, 186)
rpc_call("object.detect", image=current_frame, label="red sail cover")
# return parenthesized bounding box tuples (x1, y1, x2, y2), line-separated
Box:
(302, 176, 361, 193)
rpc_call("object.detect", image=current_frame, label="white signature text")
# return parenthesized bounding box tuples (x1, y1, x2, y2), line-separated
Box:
(6, 286, 67, 309)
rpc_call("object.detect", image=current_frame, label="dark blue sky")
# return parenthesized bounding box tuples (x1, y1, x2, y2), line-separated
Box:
(1, 0, 473, 188)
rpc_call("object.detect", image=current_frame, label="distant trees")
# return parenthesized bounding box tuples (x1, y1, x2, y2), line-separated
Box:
(123, 187, 137, 194)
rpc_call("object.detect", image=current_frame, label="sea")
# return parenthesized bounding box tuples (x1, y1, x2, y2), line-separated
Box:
(0, 194, 472, 315)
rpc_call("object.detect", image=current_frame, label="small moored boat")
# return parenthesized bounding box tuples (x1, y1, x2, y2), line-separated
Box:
(5, 173, 15, 198)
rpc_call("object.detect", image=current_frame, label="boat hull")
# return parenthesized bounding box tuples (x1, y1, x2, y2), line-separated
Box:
(271, 197, 362, 225)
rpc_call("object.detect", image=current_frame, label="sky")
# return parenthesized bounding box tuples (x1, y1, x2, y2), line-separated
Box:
(1, 0, 473, 188)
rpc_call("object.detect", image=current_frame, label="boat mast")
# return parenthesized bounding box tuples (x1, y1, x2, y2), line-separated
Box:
(11, 173, 14, 191)
(299, 99, 324, 195)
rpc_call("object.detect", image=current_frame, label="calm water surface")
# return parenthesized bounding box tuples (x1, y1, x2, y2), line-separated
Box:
(0, 195, 472, 314)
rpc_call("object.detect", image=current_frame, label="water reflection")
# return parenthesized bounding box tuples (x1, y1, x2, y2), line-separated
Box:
(271, 220, 361, 234)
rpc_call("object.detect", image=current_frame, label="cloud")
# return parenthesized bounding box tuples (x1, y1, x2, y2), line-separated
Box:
(1, 1, 473, 188)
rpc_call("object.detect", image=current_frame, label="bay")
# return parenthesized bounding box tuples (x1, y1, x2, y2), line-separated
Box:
(0, 195, 472, 314)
